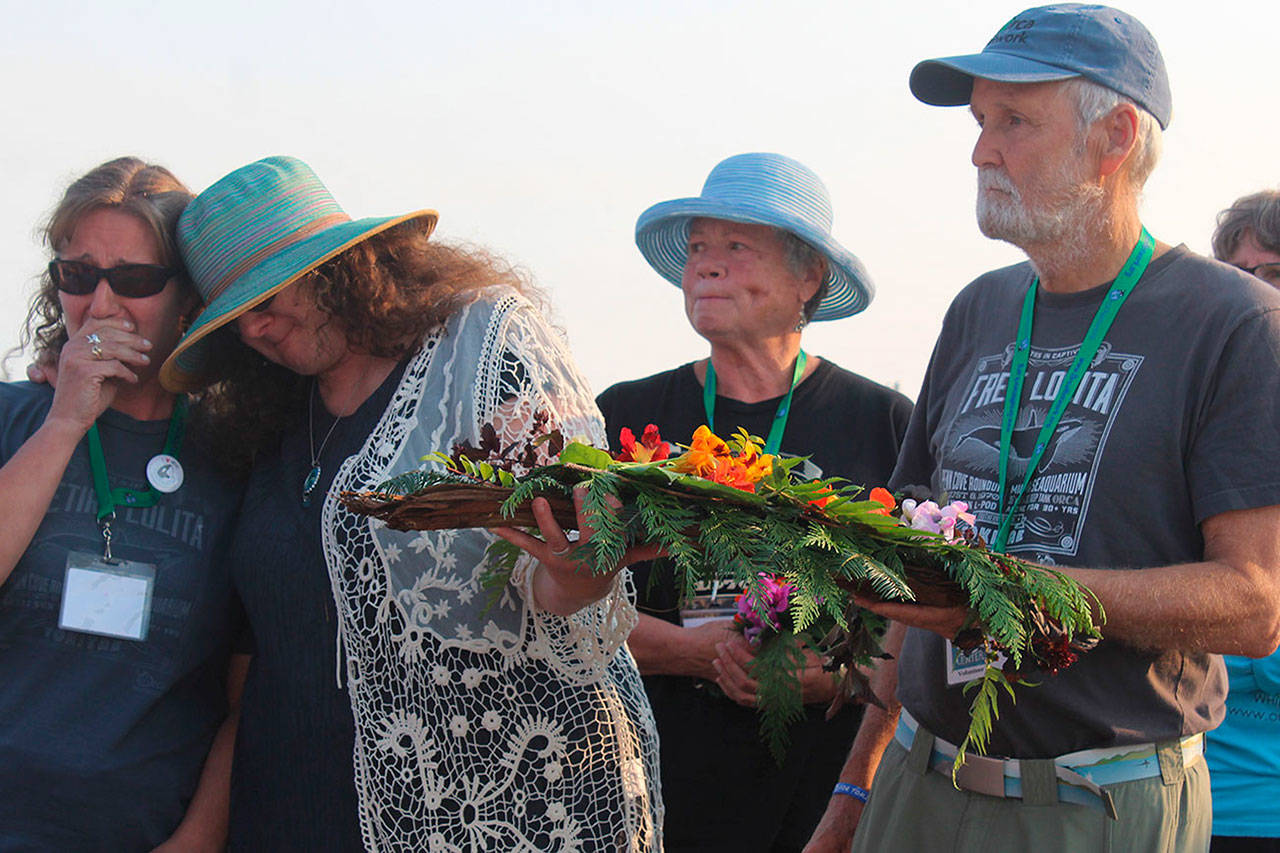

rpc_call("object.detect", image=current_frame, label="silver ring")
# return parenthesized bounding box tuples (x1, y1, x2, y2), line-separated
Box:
(85, 333, 101, 345)
(90, 344, 104, 360)
(550, 544, 572, 557)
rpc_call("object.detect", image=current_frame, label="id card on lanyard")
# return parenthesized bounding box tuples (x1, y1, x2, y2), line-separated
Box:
(58, 399, 186, 643)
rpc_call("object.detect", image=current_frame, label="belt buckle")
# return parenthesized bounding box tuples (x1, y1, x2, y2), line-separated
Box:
(952, 753, 1008, 798)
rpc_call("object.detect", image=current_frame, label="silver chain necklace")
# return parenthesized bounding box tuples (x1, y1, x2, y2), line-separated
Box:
(302, 382, 345, 507)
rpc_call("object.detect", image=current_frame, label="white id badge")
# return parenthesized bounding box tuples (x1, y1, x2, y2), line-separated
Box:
(679, 590, 738, 629)
(945, 640, 1006, 686)
(59, 551, 156, 641)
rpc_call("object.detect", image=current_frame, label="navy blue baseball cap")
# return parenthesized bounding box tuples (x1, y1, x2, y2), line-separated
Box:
(909, 4, 1172, 129)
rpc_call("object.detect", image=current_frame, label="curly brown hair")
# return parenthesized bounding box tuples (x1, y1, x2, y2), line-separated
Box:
(199, 219, 544, 472)
(18, 157, 195, 363)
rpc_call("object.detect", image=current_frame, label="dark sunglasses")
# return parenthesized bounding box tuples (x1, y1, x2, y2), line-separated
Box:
(49, 259, 177, 298)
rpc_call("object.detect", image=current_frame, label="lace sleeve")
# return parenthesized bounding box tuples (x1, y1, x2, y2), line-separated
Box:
(476, 294, 637, 681)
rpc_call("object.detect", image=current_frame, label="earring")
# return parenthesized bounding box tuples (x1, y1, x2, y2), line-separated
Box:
(794, 312, 808, 333)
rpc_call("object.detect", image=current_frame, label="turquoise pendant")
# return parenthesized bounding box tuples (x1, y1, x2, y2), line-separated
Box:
(302, 465, 321, 507)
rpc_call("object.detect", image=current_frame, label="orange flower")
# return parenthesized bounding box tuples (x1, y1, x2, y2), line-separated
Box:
(808, 487, 836, 509)
(670, 425, 772, 492)
(867, 487, 896, 515)
(670, 425, 729, 478)
(615, 424, 671, 462)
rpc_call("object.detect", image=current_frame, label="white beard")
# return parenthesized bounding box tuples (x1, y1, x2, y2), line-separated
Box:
(975, 158, 1107, 261)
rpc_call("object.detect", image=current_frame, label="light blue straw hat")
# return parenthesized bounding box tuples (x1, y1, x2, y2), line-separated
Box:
(635, 152, 873, 321)
(160, 156, 437, 392)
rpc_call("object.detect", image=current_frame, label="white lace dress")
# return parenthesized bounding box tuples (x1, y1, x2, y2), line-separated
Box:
(319, 287, 663, 851)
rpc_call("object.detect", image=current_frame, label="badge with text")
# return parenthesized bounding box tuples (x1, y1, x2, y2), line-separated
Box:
(146, 453, 184, 493)
(945, 639, 1006, 686)
(58, 551, 156, 641)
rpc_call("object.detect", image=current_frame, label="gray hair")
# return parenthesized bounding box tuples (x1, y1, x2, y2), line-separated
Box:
(775, 228, 829, 322)
(1212, 190, 1280, 261)
(1062, 77, 1163, 189)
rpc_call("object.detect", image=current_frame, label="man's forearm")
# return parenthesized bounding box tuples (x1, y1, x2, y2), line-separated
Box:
(1064, 506, 1280, 656)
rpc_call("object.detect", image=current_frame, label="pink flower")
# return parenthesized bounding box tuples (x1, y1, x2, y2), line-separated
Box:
(901, 499, 976, 542)
(733, 574, 792, 647)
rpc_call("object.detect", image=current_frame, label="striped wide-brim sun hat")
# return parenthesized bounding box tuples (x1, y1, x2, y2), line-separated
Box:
(159, 155, 438, 392)
(635, 152, 873, 321)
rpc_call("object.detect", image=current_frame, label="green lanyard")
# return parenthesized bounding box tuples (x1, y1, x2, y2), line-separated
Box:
(993, 228, 1154, 553)
(86, 397, 187, 523)
(703, 350, 807, 456)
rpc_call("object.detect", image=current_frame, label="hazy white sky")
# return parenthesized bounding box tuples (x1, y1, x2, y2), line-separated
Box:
(2, 0, 1275, 401)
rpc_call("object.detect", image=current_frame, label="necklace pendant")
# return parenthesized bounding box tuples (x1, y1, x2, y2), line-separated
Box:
(302, 465, 321, 506)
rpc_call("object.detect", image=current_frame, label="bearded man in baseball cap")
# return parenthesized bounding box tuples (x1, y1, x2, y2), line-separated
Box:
(806, 6, 1280, 852)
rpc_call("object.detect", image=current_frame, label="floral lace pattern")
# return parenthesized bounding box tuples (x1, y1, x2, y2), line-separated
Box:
(320, 289, 662, 851)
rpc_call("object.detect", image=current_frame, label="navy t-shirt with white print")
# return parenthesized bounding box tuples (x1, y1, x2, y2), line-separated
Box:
(0, 382, 242, 851)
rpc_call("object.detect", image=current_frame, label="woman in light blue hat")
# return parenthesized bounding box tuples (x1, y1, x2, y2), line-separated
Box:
(161, 156, 662, 851)
(596, 152, 913, 852)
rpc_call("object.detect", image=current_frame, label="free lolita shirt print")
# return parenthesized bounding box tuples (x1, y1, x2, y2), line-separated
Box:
(939, 339, 1142, 560)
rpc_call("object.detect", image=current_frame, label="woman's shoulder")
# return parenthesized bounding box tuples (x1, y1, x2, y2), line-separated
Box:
(0, 381, 57, 457)
(597, 363, 696, 406)
(807, 358, 913, 412)
(0, 380, 55, 420)
(447, 285, 538, 330)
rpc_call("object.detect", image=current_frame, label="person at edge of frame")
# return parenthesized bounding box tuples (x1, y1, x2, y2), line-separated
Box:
(804, 6, 1280, 853)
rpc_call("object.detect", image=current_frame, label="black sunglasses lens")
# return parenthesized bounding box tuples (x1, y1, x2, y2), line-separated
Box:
(109, 265, 172, 297)
(50, 260, 172, 297)
(50, 261, 98, 295)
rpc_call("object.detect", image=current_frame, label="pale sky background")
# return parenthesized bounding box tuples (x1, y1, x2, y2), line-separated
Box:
(1, 0, 1275, 402)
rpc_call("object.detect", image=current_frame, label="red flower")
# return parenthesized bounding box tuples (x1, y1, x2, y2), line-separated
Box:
(616, 424, 671, 463)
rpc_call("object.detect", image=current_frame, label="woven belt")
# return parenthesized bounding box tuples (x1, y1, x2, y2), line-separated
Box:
(895, 710, 1204, 819)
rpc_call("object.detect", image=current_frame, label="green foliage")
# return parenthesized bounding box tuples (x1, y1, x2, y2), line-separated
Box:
(479, 538, 523, 610)
(577, 471, 627, 576)
(749, 630, 808, 765)
(558, 442, 616, 470)
(955, 661, 1017, 779)
(501, 475, 569, 518)
(374, 468, 455, 496)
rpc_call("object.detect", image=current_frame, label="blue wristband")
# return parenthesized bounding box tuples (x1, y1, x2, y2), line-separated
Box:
(832, 782, 870, 803)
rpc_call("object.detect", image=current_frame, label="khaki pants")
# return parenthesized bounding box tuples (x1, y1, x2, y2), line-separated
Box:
(851, 738, 1212, 852)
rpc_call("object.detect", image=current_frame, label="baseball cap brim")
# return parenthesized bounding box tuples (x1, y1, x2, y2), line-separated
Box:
(910, 52, 1082, 106)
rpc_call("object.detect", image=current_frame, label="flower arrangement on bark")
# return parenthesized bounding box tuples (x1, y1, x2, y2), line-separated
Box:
(342, 420, 1102, 766)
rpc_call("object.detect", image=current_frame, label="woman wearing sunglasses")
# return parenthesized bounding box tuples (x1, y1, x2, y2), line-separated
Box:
(160, 156, 661, 852)
(0, 157, 246, 850)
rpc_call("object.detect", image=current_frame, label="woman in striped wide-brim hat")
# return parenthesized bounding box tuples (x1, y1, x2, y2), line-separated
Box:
(160, 156, 663, 850)
(595, 151, 914, 850)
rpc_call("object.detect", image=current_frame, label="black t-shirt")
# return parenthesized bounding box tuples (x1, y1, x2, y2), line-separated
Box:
(228, 360, 407, 852)
(597, 357, 912, 852)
